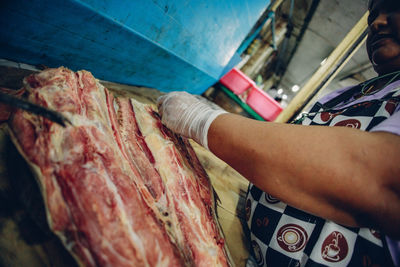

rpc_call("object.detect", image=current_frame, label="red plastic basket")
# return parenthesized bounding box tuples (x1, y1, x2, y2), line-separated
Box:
(246, 85, 283, 121)
(219, 68, 255, 95)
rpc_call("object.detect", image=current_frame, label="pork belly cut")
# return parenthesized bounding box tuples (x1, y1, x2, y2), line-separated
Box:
(8, 67, 232, 267)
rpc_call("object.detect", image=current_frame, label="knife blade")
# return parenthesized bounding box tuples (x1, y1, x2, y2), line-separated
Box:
(0, 91, 72, 127)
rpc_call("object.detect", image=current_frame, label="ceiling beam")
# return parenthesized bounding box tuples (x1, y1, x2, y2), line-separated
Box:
(274, 11, 368, 123)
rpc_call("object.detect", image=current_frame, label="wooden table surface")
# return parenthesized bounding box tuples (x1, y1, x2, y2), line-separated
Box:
(0, 69, 251, 267)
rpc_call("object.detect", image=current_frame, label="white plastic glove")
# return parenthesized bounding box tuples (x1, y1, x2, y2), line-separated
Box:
(157, 91, 227, 150)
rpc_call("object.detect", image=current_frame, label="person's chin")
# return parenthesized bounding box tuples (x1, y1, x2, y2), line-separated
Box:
(372, 51, 400, 75)
(373, 61, 400, 75)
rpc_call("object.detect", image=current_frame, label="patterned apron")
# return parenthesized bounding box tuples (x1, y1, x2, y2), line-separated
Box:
(246, 84, 400, 266)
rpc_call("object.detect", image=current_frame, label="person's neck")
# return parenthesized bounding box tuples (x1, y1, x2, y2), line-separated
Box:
(372, 71, 400, 90)
(374, 76, 392, 89)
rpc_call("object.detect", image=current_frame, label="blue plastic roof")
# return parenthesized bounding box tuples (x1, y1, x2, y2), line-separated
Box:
(1, 0, 269, 94)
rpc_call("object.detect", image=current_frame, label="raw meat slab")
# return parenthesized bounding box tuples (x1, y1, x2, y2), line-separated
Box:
(8, 67, 232, 267)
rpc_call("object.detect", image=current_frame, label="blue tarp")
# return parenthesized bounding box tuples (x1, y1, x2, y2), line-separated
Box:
(1, 0, 269, 94)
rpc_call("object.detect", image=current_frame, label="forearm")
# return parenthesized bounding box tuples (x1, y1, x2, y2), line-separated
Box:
(208, 113, 400, 236)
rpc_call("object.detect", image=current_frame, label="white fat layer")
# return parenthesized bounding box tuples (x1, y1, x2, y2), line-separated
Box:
(113, 97, 119, 113)
(77, 71, 84, 89)
(45, 96, 149, 266)
(131, 99, 223, 265)
(21, 118, 97, 267)
(143, 131, 212, 242)
(100, 238, 135, 266)
(130, 99, 187, 248)
(147, 133, 221, 262)
(154, 239, 171, 267)
(98, 168, 149, 266)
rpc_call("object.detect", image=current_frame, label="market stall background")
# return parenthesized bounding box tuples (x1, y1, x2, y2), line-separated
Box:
(0, 0, 372, 266)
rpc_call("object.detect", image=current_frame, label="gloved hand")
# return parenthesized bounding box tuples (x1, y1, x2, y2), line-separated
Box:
(157, 91, 227, 149)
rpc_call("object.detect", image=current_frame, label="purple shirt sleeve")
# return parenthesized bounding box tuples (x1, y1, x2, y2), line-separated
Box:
(370, 101, 400, 266)
(386, 236, 400, 267)
(318, 82, 400, 136)
(370, 109, 400, 136)
(369, 99, 400, 265)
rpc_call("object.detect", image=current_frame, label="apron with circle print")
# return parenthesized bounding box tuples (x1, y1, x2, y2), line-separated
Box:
(246, 84, 400, 267)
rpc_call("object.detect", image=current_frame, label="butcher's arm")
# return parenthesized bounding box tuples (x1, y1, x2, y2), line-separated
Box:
(208, 113, 400, 238)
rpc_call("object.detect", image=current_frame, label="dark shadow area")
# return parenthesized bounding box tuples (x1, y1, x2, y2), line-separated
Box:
(1, 135, 77, 267)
